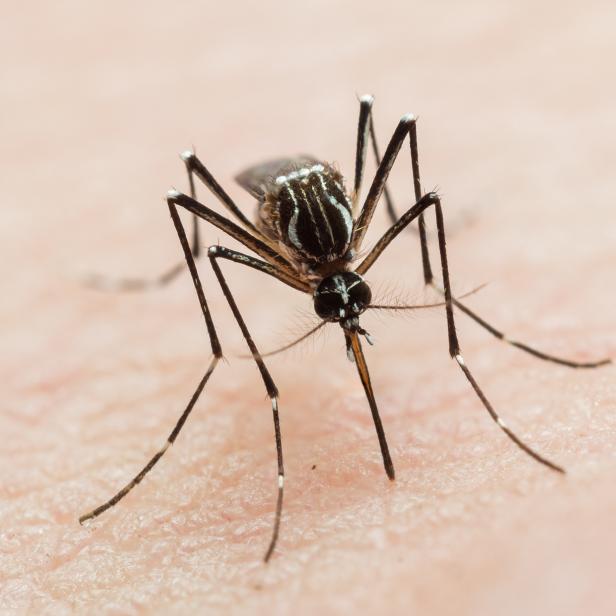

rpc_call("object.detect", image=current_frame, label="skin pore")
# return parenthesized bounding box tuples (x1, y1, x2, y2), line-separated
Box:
(2, 2, 616, 614)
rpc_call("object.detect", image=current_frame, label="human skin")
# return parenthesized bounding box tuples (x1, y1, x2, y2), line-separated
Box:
(2, 2, 616, 615)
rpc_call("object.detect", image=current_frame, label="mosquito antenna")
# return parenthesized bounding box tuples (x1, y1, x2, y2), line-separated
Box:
(369, 283, 487, 311)
(238, 321, 328, 359)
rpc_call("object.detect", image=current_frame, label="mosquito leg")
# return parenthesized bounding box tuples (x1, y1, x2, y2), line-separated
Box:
(365, 101, 411, 229)
(403, 114, 432, 282)
(88, 148, 274, 292)
(167, 189, 295, 272)
(208, 246, 288, 562)
(184, 150, 201, 258)
(180, 150, 263, 237)
(204, 245, 310, 293)
(352, 94, 375, 214)
(79, 356, 219, 523)
(352, 114, 412, 249)
(402, 116, 608, 368)
(430, 282, 611, 369)
(359, 113, 609, 369)
(86, 152, 205, 292)
(353, 95, 412, 226)
(356, 192, 565, 473)
(79, 200, 223, 524)
(352, 110, 433, 255)
(366, 104, 464, 239)
(424, 197, 564, 472)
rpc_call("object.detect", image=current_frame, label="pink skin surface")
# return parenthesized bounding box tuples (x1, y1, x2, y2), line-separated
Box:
(2, 2, 616, 614)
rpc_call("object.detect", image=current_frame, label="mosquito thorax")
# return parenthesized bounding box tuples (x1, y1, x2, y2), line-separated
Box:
(259, 162, 354, 267)
(313, 272, 372, 322)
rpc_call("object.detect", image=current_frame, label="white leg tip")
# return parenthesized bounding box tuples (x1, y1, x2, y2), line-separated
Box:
(180, 150, 194, 162)
(401, 112, 416, 124)
(208, 245, 218, 256)
(455, 353, 465, 367)
(167, 187, 181, 199)
(360, 94, 374, 105)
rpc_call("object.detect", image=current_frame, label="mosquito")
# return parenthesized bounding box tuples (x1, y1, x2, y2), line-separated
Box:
(80, 95, 611, 561)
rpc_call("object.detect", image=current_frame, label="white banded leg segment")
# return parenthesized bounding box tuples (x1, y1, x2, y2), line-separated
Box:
(79, 439, 172, 524)
(433, 282, 611, 369)
(207, 250, 289, 561)
(180, 149, 194, 162)
(81, 155, 281, 544)
(453, 353, 565, 473)
(264, 396, 285, 563)
(79, 355, 221, 524)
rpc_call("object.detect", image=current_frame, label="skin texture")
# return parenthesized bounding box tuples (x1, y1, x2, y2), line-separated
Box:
(2, 1, 616, 614)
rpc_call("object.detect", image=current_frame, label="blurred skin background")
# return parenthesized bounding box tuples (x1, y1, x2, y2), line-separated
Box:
(1, 2, 616, 614)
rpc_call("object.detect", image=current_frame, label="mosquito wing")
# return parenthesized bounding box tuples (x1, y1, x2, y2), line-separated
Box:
(235, 156, 321, 200)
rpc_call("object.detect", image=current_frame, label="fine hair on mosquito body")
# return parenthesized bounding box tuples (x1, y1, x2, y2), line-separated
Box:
(80, 95, 611, 562)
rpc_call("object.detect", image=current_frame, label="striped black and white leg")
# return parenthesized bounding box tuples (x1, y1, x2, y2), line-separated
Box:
(79, 199, 223, 524)
(78, 356, 219, 523)
(397, 117, 610, 368)
(356, 192, 566, 473)
(208, 246, 287, 562)
(363, 111, 610, 368)
(430, 283, 611, 369)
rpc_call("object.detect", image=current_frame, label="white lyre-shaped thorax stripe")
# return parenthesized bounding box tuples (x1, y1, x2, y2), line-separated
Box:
(270, 164, 353, 264)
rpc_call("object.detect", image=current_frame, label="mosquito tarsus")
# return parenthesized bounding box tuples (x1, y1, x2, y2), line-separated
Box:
(80, 95, 611, 562)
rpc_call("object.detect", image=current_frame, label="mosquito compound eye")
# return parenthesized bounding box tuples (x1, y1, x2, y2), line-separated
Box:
(313, 272, 371, 321)
(313, 287, 345, 320)
(348, 278, 372, 313)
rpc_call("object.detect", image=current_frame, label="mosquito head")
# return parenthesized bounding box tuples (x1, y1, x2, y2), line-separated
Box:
(313, 272, 372, 323)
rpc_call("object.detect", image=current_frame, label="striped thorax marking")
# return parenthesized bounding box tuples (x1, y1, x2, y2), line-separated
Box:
(269, 163, 354, 264)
